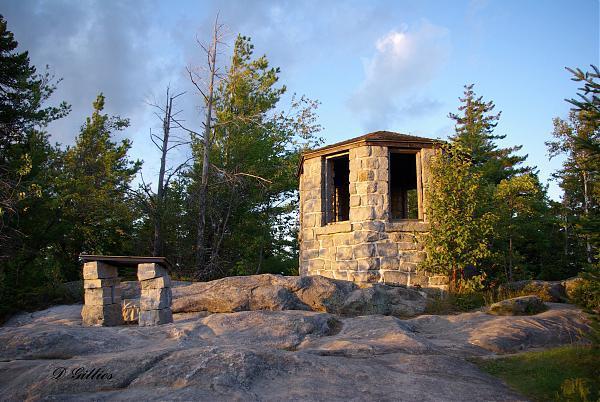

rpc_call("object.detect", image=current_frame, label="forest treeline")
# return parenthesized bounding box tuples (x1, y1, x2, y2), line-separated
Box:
(0, 14, 598, 318)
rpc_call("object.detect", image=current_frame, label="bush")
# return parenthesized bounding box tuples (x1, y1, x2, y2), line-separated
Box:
(569, 277, 600, 313)
(0, 283, 78, 324)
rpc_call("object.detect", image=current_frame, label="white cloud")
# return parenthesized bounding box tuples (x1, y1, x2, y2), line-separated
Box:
(349, 20, 450, 129)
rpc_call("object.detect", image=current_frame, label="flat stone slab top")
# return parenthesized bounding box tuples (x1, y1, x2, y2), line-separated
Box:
(80, 254, 173, 270)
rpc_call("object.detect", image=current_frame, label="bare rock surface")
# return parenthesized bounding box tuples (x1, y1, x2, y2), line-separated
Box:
(0, 300, 590, 401)
(172, 274, 427, 317)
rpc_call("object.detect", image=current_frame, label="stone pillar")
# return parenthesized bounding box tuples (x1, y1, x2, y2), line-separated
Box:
(81, 262, 123, 326)
(137, 263, 173, 326)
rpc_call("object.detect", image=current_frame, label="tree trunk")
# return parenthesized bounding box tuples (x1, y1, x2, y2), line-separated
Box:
(152, 91, 173, 257)
(195, 18, 220, 276)
(508, 234, 513, 282)
(582, 170, 593, 264)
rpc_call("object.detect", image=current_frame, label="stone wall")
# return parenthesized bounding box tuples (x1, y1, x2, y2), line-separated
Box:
(299, 144, 447, 289)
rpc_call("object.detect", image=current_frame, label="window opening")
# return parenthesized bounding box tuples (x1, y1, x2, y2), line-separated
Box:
(390, 152, 419, 219)
(325, 154, 349, 223)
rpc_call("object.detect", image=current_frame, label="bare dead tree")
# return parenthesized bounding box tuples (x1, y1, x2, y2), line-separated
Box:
(145, 87, 190, 256)
(187, 14, 226, 276)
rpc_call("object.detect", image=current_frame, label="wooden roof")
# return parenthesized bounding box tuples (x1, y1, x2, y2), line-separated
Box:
(298, 131, 439, 175)
(79, 255, 173, 270)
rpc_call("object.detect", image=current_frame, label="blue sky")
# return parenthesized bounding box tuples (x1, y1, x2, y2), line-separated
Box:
(3, 0, 599, 199)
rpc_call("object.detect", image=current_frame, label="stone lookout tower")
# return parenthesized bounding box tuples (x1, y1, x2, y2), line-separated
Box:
(298, 131, 445, 288)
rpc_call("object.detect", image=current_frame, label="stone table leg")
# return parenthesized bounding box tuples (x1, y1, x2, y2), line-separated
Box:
(137, 263, 173, 326)
(81, 262, 123, 326)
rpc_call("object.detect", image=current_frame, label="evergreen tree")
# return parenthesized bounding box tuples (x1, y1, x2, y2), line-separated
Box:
(55, 94, 141, 273)
(547, 111, 599, 265)
(449, 84, 527, 184)
(0, 14, 69, 254)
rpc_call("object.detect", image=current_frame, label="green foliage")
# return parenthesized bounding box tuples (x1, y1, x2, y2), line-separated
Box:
(566, 65, 600, 125)
(185, 35, 322, 279)
(423, 84, 568, 284)
(570, 275, 600, 313)
(448, 84, 527, 184)
(476, 346, 600, 402)
(0, 14, 70, 256)
(56, 94, 140, 261)
(419, 143, 496, 282)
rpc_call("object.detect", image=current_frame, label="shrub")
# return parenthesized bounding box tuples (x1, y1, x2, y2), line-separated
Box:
(569, 277, 600, 313)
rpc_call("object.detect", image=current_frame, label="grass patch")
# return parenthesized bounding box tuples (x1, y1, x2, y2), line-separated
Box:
(476, 345, 600, 401)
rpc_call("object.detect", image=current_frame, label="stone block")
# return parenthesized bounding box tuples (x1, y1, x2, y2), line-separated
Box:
(382, 271, 409, 286)
(398, 262, 418, 273)
(358, 170, 374, 182)
(140, 276, 171, 290)
(357, 258, 379, 271)
(303, 239, 318, 250)
(335, 246, 353, 261)
(140, 287, 172, 310)
(333, 234, 353, 246)
(377, 156, 389, 170)
(302, 228, 315, 241)
(350, 195, 361, 207)
(355, 146, 371, 157)
(377, 242, 398, 257)
(398, 241, 418, 250)
(301, 248, 319, 261)
(355, 182, 377, 195)
(388, 232, 417, 243)
(83, 278, 119, 289)
(353, 221, 385, 231)
(351, 206, 375, 221)
(318, 248, 332, 259)
(349, 270, 381, 283)
(319, 237, 334, 248)
(82, 303, 123, 326)
(363, 157, 379, 169)
(380, 257, 400, 270)
(303, 213, 317, 227)
(408, 273, 430, 287)
(376, 168, 389, 181)
(349, 182, 357, 195)
(353, 230, 379, 243)
(84, 286, 121, 306)
(399, 251, 426, 263)
(137, 263, 168, 281)
(139, 308, 173, 326)
(83, 262, 118, 280)
(353, 243, 376, 258)
(317, 270, 334, 279)
(370, 146, 387, 157)
(365, 194, 383, 206)
(334, 260, 358, 271)
(332, 270, 349, 281)
(307, 259, 325, 271)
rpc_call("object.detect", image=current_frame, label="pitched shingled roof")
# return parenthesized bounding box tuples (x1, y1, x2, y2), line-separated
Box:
(298, 131, 440, 175)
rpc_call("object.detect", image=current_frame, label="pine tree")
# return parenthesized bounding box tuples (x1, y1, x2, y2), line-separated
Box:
(0, 15, 69, 253)
(449, 84, 527, 184)
(56, 94, 141, 271)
